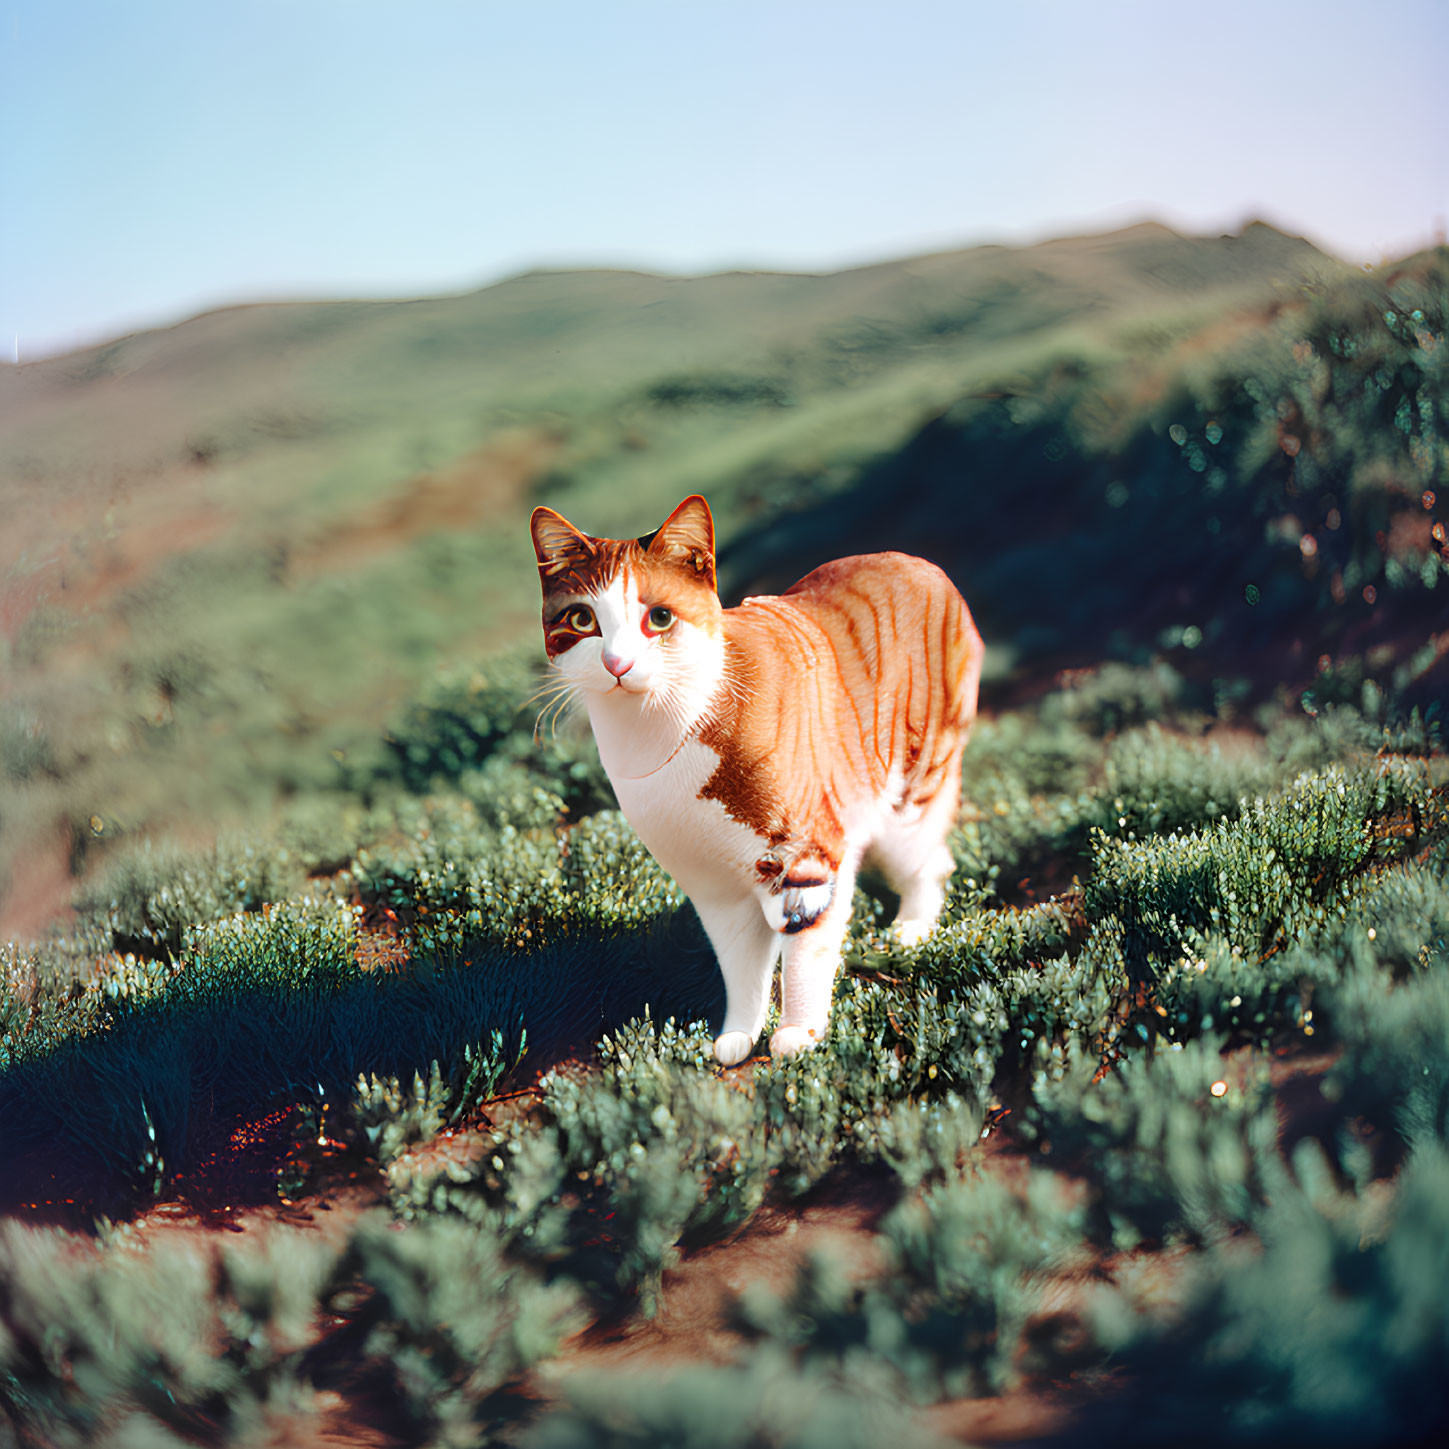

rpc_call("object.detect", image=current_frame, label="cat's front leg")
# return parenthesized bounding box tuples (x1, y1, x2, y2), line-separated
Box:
(691, 895, 781, 1067)
(769, 859, 857, 1057)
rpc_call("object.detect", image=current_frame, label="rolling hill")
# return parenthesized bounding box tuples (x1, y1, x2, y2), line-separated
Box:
(3, 222, 1448, 1449)
(5, 217, 1440, 938)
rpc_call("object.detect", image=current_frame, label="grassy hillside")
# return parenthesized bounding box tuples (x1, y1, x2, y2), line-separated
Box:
(2, 221, 1448, 1447)
(726, 244, 1449, 692)
(0, 220, 1349, 931)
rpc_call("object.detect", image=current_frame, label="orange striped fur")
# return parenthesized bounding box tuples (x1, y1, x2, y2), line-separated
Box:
(530, 495, 982, 1065)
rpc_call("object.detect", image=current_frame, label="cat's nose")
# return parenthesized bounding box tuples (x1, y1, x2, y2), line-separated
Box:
(602, 650, 634, 678)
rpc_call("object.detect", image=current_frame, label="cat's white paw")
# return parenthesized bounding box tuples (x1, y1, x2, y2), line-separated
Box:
(894, 918, 935, 949)
(714, 1031, 755, 1068)
(770, 1024, 823, 1057)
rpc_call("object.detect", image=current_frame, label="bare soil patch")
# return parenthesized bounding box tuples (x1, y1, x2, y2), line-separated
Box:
(284, 429, 559, 583)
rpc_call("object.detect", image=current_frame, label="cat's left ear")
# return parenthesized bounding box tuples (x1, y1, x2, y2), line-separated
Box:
(647, 495, 716, 588)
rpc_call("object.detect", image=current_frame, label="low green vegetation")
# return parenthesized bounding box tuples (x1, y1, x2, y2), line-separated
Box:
(3, 651, 1446, 1444)
(726, 245, 1449, 711)
(2, 231, 1448, 1445)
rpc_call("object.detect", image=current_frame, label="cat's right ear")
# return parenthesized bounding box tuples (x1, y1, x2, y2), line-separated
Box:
(531, 506, 596, 579)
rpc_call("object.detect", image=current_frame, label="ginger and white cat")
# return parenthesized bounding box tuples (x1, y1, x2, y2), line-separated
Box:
(530, 495, 982, 1066)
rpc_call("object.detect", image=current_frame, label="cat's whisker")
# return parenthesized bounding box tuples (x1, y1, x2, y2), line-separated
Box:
(523, 672, 571, 708)
(530, 676, 579, 743)
(553, 691, 582, 737)
(527, 683, 570, 719)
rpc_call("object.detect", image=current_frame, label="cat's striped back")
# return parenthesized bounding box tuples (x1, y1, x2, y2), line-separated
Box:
(700, 553, 981, 879)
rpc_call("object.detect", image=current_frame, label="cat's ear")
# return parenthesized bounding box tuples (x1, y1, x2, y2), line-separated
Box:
(531, 506, 596, 578)
(647, 495, 716, 587)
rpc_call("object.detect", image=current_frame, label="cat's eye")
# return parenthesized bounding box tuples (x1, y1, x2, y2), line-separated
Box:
(647, 605, 675, 632)
(564, 605, 596, 633)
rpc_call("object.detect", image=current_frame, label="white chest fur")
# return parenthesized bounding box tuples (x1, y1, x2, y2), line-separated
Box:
(610, 740, 767, 901)
(584, 694, 765, 905)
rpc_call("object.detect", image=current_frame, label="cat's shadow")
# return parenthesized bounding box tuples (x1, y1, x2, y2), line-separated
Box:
(431, 904, 730, 1065)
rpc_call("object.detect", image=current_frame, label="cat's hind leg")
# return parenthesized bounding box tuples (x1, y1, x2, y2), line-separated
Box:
(693, 896, 781, 1067)
(869, 756, 963, 947)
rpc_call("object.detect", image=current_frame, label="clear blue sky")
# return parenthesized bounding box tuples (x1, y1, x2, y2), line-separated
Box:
(3, 0, 1446, 359)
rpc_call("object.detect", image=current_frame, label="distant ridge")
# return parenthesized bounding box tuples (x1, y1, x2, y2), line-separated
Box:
(0, 216, 1349, 587)
(3, 219, 1335, 375)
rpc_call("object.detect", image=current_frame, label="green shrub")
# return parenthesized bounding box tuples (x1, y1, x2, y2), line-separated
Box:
(734, 1163, 1086, 1400)
(0, 1217, 335, 1447)
(526, 1347, 946, 1449)
(0, 899, 534, 1212)
(376, 658, 612, 818)
(1085, 760, 1432, 981)
(320, 1214, 583, 1447)
(1023, 1036, 1280, 1248)
(1322, 952, 1449, 1155)
(1087, 1140, 1449, 1445)
(72, 834, 310, 961)
(348, 1034, 517, 1170)
(353, 803, 683, 944)
(1039, 661, 1197, 737)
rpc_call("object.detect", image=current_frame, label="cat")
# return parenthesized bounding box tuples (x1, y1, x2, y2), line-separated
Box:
(530, 494, 982, 1066)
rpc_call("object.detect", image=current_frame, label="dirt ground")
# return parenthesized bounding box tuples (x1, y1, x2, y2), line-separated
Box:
(7, 1131, 1101, 1446)
(0, 878, 1371, 1446)
(4, 1030, 1278, 1449)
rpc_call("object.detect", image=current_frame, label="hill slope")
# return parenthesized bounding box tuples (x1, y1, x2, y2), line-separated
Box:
(3, 225, 1448, 1449)
(0, 219, 1414, 933)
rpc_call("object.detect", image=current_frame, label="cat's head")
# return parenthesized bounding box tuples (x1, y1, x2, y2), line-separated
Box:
(529, 494, 722, 704)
